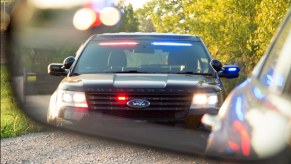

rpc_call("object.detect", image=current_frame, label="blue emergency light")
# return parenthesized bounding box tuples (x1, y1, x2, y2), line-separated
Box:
(151, 42, 192, 46)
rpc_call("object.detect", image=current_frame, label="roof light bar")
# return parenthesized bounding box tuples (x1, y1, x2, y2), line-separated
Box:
(99, 42, 139, 46)
(151, 42, 192, 46)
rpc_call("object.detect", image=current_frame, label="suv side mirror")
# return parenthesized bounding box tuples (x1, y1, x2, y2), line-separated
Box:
(62, 56, 75, 69)
(48, 63, 67, 76)
(211, 59, 240, 79)
(210, 59, 223, 72)
(220, 65, 240, 78)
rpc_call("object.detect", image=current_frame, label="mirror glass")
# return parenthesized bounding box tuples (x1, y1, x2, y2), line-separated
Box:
(3, 0, 290, 163)
(7, 0, 210, 157)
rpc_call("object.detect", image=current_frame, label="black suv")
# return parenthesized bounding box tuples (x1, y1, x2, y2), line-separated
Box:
(47, 33, 240, 128)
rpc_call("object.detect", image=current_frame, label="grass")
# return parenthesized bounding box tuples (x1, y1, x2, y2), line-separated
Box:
(1, 64, 43, 139)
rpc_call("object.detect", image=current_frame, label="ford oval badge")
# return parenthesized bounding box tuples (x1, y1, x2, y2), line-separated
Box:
(127, 99, 150, 108)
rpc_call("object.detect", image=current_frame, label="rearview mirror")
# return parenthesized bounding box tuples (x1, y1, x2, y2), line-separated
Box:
(211, 59, 240, 78)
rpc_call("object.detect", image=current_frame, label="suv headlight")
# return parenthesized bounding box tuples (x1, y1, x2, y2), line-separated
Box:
(57, 90, 88, 108)
(191, 93, 218, 108)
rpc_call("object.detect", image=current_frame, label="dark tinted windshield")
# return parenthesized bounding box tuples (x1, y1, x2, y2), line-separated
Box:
(73, 40, 213, 74)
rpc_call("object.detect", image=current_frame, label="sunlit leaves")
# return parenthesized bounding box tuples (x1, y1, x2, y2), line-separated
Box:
(118, 3, 139, 32)
(138, 0, 290, 73)
(252, 0, 290, 69)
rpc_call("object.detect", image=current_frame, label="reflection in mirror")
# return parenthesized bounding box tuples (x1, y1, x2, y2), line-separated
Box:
(6, 1, 217, 158)
(6, 0, 291, 162)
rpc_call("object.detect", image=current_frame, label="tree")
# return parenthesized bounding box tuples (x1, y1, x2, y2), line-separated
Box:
(135, 8, 155, 32)
(139, 0, 290, 72)
(117, 3, 139, 32)
(251, 0, 291, 68)
(137, 0, 290, 93)
(139, 0, 186, 33)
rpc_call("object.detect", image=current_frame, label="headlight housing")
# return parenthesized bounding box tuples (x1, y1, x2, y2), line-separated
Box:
(57, 90, 88, 108)
(190, 93, 219, 108)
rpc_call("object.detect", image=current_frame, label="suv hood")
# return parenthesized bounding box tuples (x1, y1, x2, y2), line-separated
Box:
(60, 74, 221, 92)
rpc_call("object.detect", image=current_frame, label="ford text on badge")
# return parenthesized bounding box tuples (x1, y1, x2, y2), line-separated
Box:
(127, 99, 151, 108)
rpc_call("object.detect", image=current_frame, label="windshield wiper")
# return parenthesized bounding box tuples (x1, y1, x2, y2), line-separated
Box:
(176, 72, 213, 76)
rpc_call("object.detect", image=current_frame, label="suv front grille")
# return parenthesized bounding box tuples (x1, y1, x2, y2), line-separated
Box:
(86, 92, 192, 119)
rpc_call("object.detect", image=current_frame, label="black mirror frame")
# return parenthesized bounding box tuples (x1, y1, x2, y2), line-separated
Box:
(48, 63, 67, 76)
(62, 56, 75, 69)
(210, 59, 223, 72)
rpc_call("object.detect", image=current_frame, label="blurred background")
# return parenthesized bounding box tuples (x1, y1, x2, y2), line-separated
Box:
(5, 0, 144, 95)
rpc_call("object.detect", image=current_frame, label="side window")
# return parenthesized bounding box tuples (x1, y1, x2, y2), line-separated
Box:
(197, 56, 210, 73)
(259, 55, 277, 87)
(252, 54, 267, 77)
(259, 15, 291, 91)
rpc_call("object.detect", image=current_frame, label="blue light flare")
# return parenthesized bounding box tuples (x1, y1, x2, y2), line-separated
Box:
(236, 78, 251, 89)
(228, 68, 237, 72)
(276, 75, 284, 88)
(267, 75, 273, 86)
(253, 87, 265, 100)
(235, 97, 244, 121)
(151, 42, 192, 46)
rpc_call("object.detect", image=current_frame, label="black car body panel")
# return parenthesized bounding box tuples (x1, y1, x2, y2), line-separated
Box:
(59, 74, 221, 91)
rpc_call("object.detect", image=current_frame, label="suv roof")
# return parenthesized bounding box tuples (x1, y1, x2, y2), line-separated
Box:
(92, 32, 202, 41)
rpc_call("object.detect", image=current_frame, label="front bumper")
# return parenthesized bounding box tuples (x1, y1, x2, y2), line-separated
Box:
(189, 107, 219, 115)
(55, 106, 219, 126)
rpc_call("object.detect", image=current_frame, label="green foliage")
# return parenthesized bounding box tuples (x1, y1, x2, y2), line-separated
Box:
(252, 0, 291, 70)
(139, 0, 290, 68)
(117, 2, 139, 32)
(137, 0, 290, 92)
(135, 8, 156, 32)
(1, 65, 43, 139)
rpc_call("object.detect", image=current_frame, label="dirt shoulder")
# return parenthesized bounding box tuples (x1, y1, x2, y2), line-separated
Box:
(1, 130, 213, 164)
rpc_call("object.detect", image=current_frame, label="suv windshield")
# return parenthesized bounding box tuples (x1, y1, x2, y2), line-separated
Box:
(73, 40, 213, 74)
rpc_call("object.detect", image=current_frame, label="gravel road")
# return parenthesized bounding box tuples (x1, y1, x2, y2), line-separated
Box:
(1, 129, 215, 164)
